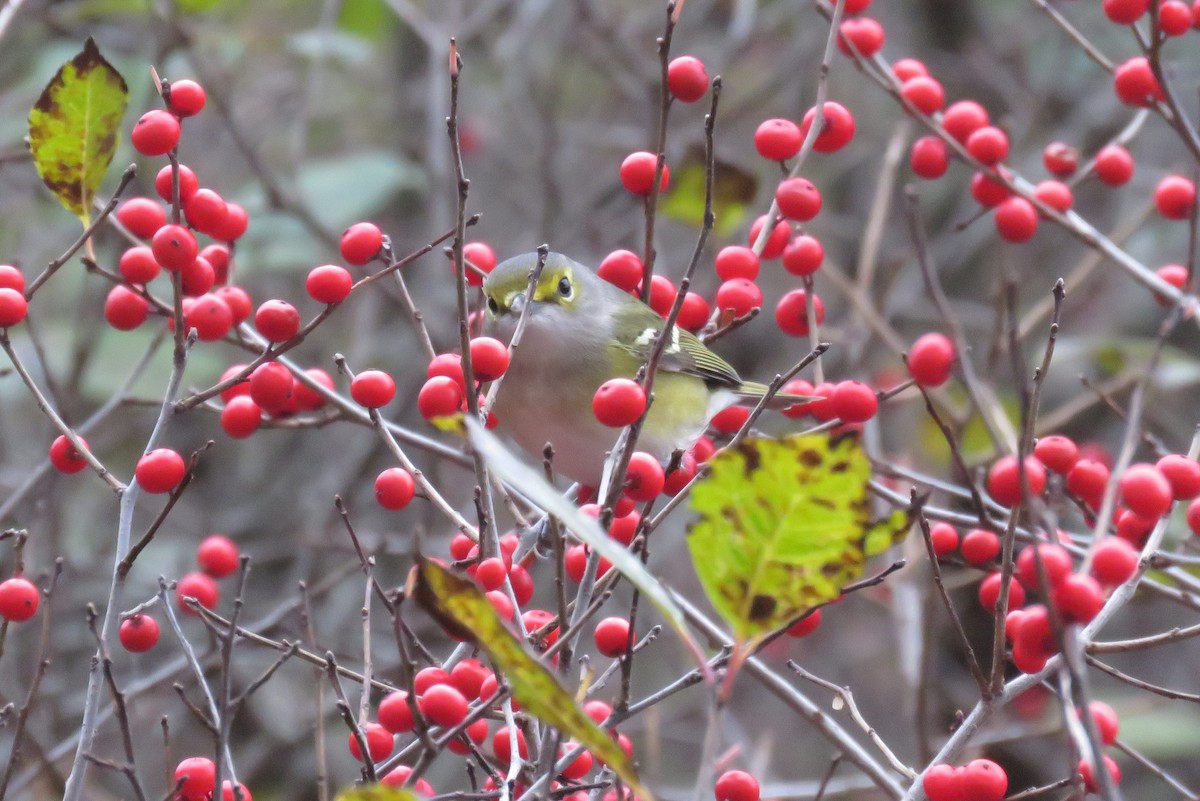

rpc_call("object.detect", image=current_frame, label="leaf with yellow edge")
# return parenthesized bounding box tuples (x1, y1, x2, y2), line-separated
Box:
(413, 559, 653, 801)
(28, 38, 129, 227)
(688, 433, 909, 648)
(659, 144, 756, 238)
(337, 787, 420, 801)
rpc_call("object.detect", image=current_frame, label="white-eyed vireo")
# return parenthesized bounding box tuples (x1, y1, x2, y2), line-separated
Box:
(483, 252, 799, 486)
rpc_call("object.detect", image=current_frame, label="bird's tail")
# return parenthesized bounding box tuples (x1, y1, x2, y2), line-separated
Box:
(733, 381, 817, 410)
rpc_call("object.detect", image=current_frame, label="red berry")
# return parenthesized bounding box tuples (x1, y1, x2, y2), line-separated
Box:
(961, 529, 1001, 565)
(1155, 264, 1189, 304)
(714, 246, 760, 281)
(174, 757, 216, 801)
(254, 299, 300, 342)
(921, 764, 962, 801)
(220, 396, 261, 439)
(462, 241, 497, 287)
(971, 171, 1010, 207)
(1157, 454, 1200, 499)
(1086, 700, 1120, 746)
(979, 572, 1025, 612)
(748, 215, 791, 259)
(180, 255, 215, 297)
(907, 332, 955, 386)
(1033, 179, 1073, 213)
(176, 572, 218, 615)
(131, 109, 181, 156)
(379, 691, 415, 733)
(340, 222, 384, 265)
(598, 250, 643, 292)
(559, 744, 594, 780)
(710, 405, 750, 434)
(375, 468, 415, 510)
(967, 126, 1009, 165)
(419, 684, 469, 728)
(1078, 755, 1121, 793)
(167, 79, 206, 116)
(714, 770, 760, 801)
(624, 452, 665, 501)
(1053, 573, 1105, 623)
(1119, 463, 1173, 519)
(427, 353, 466, 391)
(892, 58, 928, 81)
(119, 246, 161, 283)
(786, 608, 822, 637)
(104, 285, 149, 331)
(716, 279, 762, 317)
(1043, 141, 1079, 177)
(987, 455, 1046, 506)
(1067, 459, 1110, 508)
(1104, 0, 1148, 23)
(197, 534, 239, 578)
(155, 164, 199, 202)
(418, 376, 464, 419)
(183, 188, 229, 236)
(619, 151, 668, 195)
(1155, 175, 1196, 220)
(470, 336, 509, 381)
(678, 291, 710, 331)
(116, 197, 166, 238)
(0, 264, 24, 293)
(837, 17, 885, 57)
(417, 667, 451, 692)
(1034, 435, 1078, 474)
(1160, 0, 1193, 33)
(249, 362, 294, 413)
(1113, 56, 1163, 106)
(800, 101, 857, 153)
(0, 577, 39, 621)
(995, 197, 1038, 242)
(449, 658, 488, 700)
(1091, 537, 1139, 586)
(136, 448, 186, 493)
(830, 380, 877, 423)
(348, 721, 393, 762)
(782, 235, 824, 276)
(901, 76, 945, 114)
(492, 725, 529, 762)
(593, 378, 647, 427)
(306, 264, 352, 304)
(381, 767, 434, 795)
(351, 369, 396, 408)
(929, 522, 959, 556)
(649, 274, 676, 317)
(910, 136, 949, 179)
(184, 293, 233, 341)
(221, 781, 253, 801)
(942, 100, 989, 144)
(1094, 144, 1135, 185)
(473, 557, 507, 591)
(49, 435, 90, 474)
(754, 118, 802, 161)
(211, 202, 248, 242)
(151, 224, 198, 271)
(775, 289, 824, 337)
(960, 759, 1007, 801)
(1015, 543, 1074, 591)
(667, 56, 709, 103)
(593, 616, 631, 657)
(775, 177, 822, 221)
(119, 613, 160, 652)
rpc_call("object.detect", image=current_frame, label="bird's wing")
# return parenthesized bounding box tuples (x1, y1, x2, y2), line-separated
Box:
(610, 300, 744, 389)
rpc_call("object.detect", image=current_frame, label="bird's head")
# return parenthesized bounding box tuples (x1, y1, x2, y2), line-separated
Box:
(482, 252, 593, 327)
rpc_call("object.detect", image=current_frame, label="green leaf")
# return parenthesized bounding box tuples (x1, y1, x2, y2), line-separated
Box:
(27, 38, 129, 227)
(338, 0, 395, 40)
(659, 144, 755, 237)
(414, 560, 653, 801)
(688, 433, 909, 647)
(337, 787, 420, 801)
(465, 418, 708, 670)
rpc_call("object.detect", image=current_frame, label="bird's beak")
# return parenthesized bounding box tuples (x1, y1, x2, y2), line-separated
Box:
(508, 292, 526, 315)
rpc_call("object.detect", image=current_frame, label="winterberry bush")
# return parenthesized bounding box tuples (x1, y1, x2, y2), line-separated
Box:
(1, 2, 1199, 801)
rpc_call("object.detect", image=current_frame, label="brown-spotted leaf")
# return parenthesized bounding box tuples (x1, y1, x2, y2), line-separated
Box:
(414, 559, 652, 801)
(688, 433, 909, 647)
(28, 38, 129, 226)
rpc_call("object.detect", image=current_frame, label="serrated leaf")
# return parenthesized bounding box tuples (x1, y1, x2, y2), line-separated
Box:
(688, 433, 909, 647)
(466, 418, 707, 670)
(337, 787, 420, 801)
(659, 144, 755, 238)
(414, 560, 652, 801)
(27, 38, 129, 227)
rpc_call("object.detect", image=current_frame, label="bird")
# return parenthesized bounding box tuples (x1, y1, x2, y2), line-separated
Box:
(482, 251, 804, 487)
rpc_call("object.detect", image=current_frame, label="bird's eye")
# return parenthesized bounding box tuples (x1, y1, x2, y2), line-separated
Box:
(487, 296, 499, 313)
(558, 276, 571, 297)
